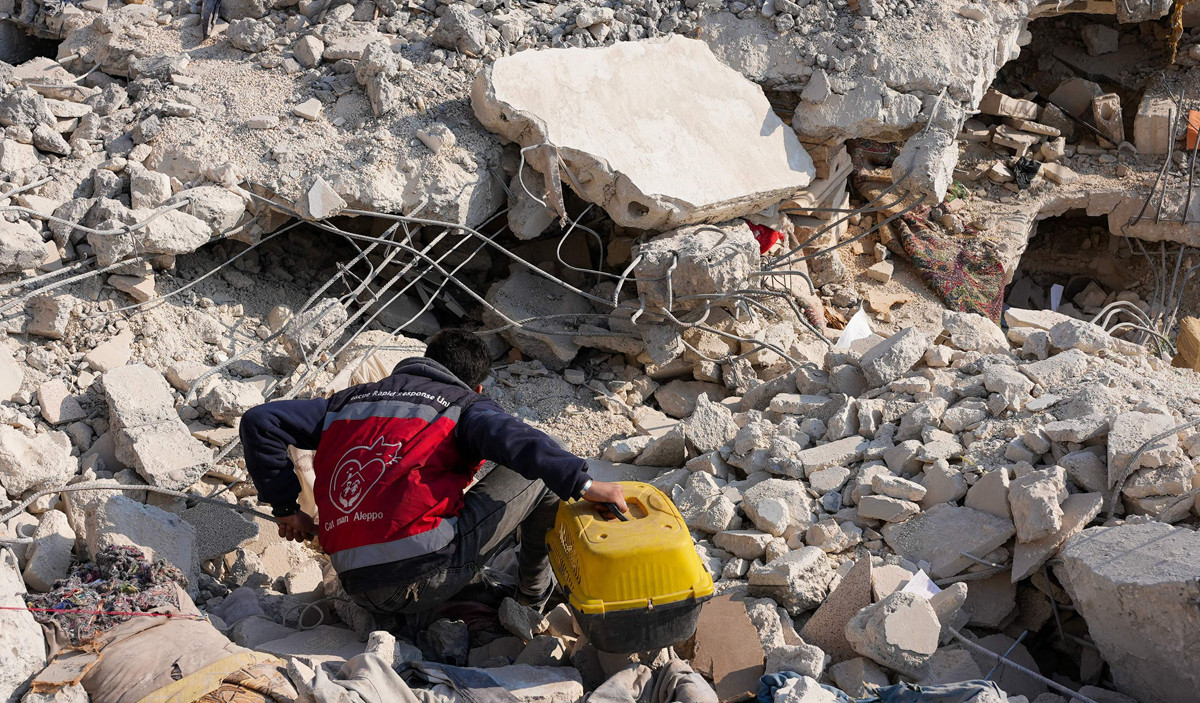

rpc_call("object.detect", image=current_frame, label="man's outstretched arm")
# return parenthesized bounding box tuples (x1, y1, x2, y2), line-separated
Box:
(458, 399, 627, 510)
(240, 398, 329, 518)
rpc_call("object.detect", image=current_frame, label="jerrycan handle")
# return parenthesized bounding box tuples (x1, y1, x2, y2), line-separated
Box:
(601, 502, 630, 521)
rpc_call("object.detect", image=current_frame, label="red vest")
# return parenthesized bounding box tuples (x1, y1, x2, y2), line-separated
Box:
(313, 360, 483, 587)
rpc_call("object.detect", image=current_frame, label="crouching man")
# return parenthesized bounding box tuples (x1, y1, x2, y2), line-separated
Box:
(239, 329, 625, 614)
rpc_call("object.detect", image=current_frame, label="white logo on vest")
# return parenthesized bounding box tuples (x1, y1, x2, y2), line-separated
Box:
(328, 436, 404, 515)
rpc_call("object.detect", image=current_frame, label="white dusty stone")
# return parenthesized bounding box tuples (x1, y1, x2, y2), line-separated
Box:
(1108, 412, 1179, 489)
(0, 346, 24, 402)
(102, 364, 211, 490)
(1058, 523, 1200, 703)
(1009, 467, 1067, 543)
(0, 219, 46, 273)
(0, 548, 47, 703)
(22, 509, 75, 592)
(844, 591, 940, 677)
(748, 546, 834, 614)
(37, 379, 86, 425)
(942, 311, 1009, 353)
(84, 494, 199, 593)
(859, 328, 928, 388)
(881, 504, 1016, 579)
(1011, 492, 1102, 581)
(965, 468, 1011, 519)
(0, 426, 75, 498)
(472, 36, 814, 230)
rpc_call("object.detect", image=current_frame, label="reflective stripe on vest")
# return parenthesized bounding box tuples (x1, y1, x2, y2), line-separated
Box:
(327, 516, 458, 572)
(323, 400, 459, 430)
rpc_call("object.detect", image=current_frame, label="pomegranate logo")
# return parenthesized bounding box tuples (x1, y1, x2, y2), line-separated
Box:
(328, 436, 404, 514)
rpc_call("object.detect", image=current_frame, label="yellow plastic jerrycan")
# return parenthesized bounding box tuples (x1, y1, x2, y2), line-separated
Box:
(546, 481, 714, 653)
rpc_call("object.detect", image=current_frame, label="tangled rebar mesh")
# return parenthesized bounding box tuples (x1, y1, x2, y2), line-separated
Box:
(1108, 84, 1199, 356)
(1, 92, 1189, 490)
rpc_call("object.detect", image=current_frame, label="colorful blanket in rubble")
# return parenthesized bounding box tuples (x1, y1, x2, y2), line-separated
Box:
(23, 544, 187, 647)
(849, 140, 1006, 322)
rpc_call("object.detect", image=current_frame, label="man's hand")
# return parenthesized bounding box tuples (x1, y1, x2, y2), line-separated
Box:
(583, 480, 628, 514)
(277, 512, 317, 542)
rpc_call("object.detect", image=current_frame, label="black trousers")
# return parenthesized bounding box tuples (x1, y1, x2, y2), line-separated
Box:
(349, 465, 559, 616)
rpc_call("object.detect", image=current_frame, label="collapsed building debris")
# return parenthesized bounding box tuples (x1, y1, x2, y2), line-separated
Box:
(1, 0, 1200, 702)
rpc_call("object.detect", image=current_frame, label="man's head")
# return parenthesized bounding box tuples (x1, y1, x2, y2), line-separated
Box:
(424, 329, 491, 388)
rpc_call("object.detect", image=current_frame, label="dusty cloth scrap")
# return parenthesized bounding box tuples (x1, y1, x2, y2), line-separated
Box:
(849, 140, 1006, 322)
(23, 545, 187, 647)
(590, 660, 718, 703)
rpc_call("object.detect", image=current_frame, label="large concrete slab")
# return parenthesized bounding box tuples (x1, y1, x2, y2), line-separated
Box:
(472, 36, 814, 230)
(1058, 523, 1200, 703)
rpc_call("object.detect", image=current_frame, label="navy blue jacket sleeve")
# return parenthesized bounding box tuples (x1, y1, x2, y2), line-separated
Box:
(239, 398, 329, 513)
(457, 399, 590, 500)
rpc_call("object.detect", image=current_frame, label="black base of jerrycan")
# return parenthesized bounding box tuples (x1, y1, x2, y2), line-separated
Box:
(571, 595, 711, 654)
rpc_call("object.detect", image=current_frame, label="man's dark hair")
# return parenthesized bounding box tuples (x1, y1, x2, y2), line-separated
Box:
(425, 329, 492, 387)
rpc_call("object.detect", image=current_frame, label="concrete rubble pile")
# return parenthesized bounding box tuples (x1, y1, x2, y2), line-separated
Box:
(2, 0, 1200, 702)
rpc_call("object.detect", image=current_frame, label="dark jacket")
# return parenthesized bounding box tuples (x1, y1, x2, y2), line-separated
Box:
(240, 357, 590, 592)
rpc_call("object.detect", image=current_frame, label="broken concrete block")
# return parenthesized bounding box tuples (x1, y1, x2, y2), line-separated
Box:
(856, 495, 920, 523)
(845, 591, 940, 677)
(84, 331, 133, 372)
(1041, 162, 1079, 185)
(485, 269, 591, 370)
(942, 310, 1009, 354)
(748, 546, 834, 614)
(655, 379, 729, 419)
(979, 89, 1039, 120)
(1134, 95, 1176, 155)
(714, 530, 774, 561)
(918, 461, 968, 508)
(1010, 467, 1067, 543)
(881, 504, 1015, 579)
(472, 36, 814, 230)
(744, 478, 816, 534)
(828, 657, 889, 699)
(865, 260, 893, 283)
(84, 495, 198, 592)
(37, 379, 86, 425)
(507, 163, 556, 240)
(795, 436, 868, 477)
(21, 509, 74, 593)
(102, 364, 211, 491)
(1092, 94, 1124, 145)
(682, 395, 739, 455)
(800, 557, 871, 663)
(1107, 411, 1179, 489)
(1048, 78, 1103, 117)
(1048, 319, 1110, 354)
(1020, 349, 1089, 387)
(965, 468, 1011, 519)
(859, 328, 928, 389)
(0, 219, 47, 274)
(1012, 492, 1102, 581)
(1, 547, 47, 703)
(636, 221, 760, 312)
(764, 642, 828, 679)
(0, 346, 24, 403)
(0, 426, 75, 498)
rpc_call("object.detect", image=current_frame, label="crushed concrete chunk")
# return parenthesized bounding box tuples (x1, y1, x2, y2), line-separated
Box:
(1058, 523, 1200, 703)
(845, 591, 940, 677)
(881, 503, 1015, 579)
(1, 548, 47, 703)
(103, 364, 211, 490)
